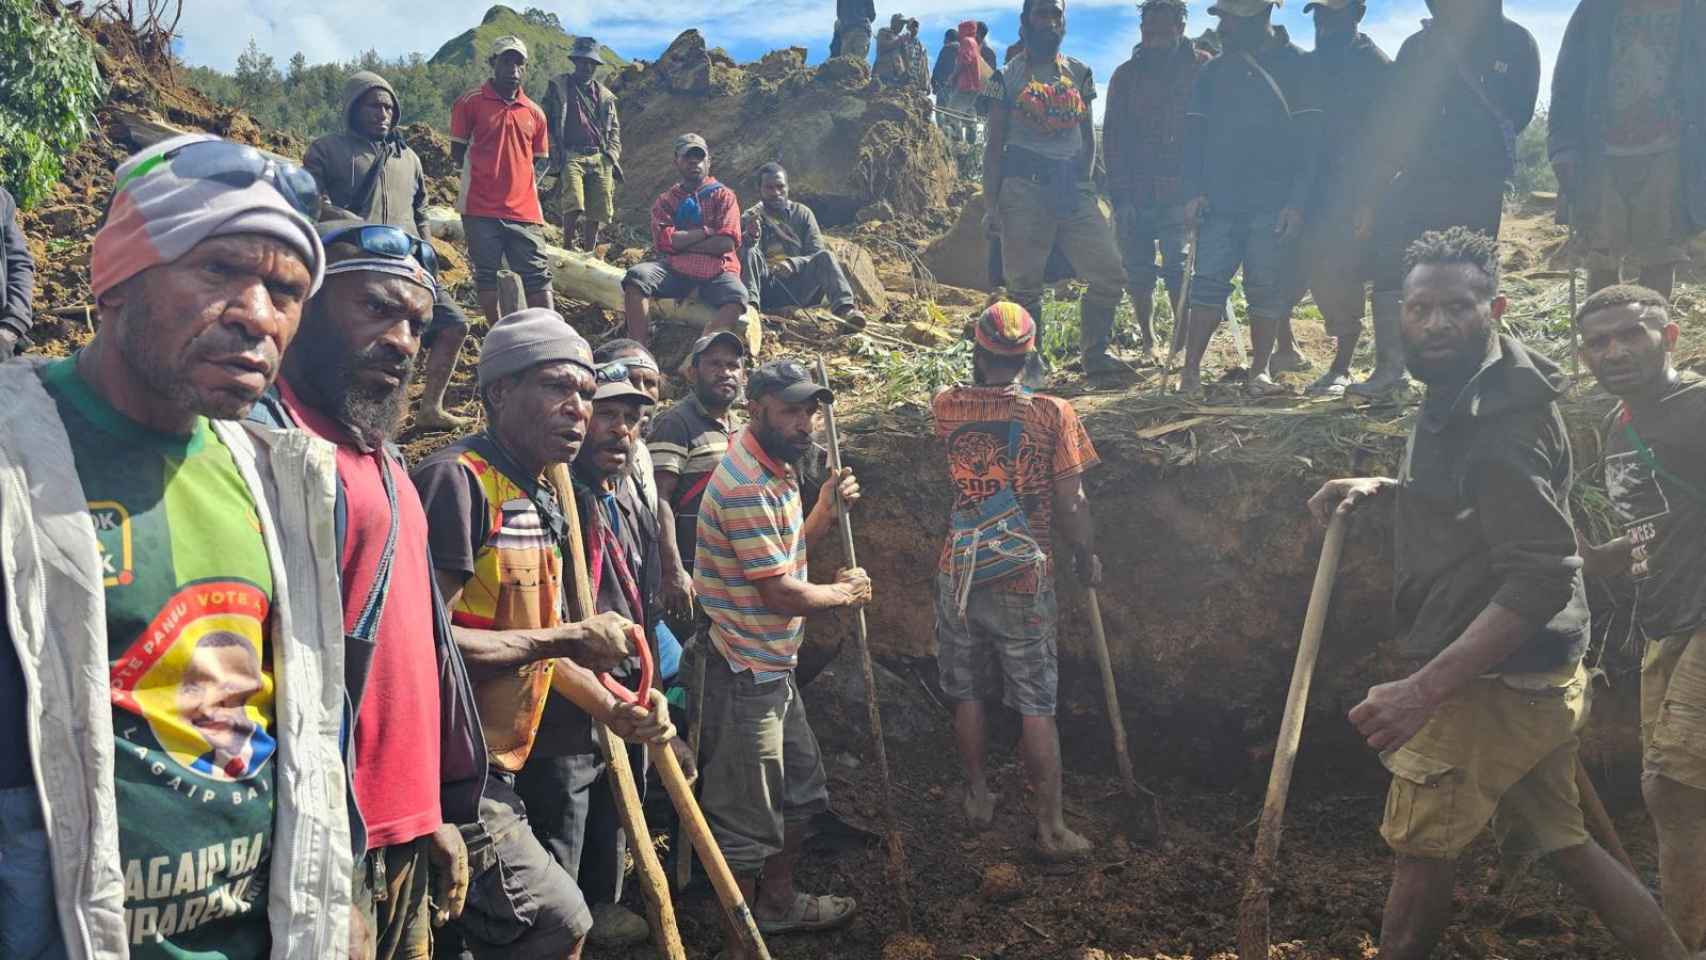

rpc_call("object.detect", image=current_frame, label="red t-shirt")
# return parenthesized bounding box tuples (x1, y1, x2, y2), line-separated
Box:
(451, 81, 550, 223)
(278, 381, 443, 850)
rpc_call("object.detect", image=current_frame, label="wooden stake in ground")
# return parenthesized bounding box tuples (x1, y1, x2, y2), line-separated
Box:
(814, 356, 914, 932)
(674, 644, 709, 892)
(1237, 510, 1349, 960)
(1085, 589, 1163, 841)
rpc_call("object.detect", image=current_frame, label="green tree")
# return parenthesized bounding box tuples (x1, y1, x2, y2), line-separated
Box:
(287, 51, 308, 84)
(0, 0, 107, 208)
(1511, 109, 1556, 196)
(234, 37, 280, 107)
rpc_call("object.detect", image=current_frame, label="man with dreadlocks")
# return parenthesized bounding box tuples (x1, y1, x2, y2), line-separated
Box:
(983, 0, 1132, 377)
(1309, 228, 1699, 960)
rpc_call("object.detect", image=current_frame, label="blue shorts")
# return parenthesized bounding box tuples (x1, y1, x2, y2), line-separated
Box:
(1187, 207, 1301, 321)
(0, 785, 68, 960)
(935, 572, 1059, 717)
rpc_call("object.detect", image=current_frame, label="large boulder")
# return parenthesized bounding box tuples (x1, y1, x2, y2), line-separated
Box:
(607, 32, 953, 232)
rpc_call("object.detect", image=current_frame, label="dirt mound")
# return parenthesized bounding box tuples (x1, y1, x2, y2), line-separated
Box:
(606, 30, 954, 231)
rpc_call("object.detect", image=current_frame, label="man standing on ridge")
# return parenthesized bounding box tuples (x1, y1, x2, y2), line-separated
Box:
(451, 37, 555, 354)
(1175, 0, 1319, 398)
(1353, 0, 1540, 399)
(984, 0, 1132, 377)
(543, 38, 622, 255)
(1103, 0, 1208, 359)
(1296, 0, 1393, 395)
(1310, 228, 1699, 960)
(621, 134, 748, 348)
(1550, 0, 1706, 299)
(932, 302, 1102, 861)
(1574, 284, 1706, 951)
(306, 70, 473, 433)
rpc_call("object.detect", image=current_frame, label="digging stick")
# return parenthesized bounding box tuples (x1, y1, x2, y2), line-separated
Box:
(549, 464, 687, 960)
(1085, 588, 1164, 839)
(814, 356, 914, 932)
(1570, 269, 1580, 378)
(1237, 510, 1349, 960)
(1162, 225, 1199, 395)
(1575, 756, 1637, 876)
(674, 637, 709, 892)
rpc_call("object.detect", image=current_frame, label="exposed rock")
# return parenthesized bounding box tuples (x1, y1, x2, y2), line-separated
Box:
(653, 30, 713, 95)
(825, 238, 888, 311)
(978, 863, 1023, 902)
(922, 190, 993, 290)
(816, 55, 872, 90)
(857, 201, 895, 223)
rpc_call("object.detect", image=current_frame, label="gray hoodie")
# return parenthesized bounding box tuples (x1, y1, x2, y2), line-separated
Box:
(303, 72, 430, 237)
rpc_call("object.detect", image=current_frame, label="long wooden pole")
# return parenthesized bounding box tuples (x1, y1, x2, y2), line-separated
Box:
(1085, 589, 1162, 838)
(815, 356, 913, 932)
(1237, 510, 1348, 960)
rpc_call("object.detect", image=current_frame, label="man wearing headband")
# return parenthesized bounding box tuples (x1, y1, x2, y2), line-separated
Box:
(411, 310, 666, 960)
(516, 360, 680, 949)
(931, 302, 1104, 860)
(0, 133, 354, 959)
(249, 223, 486, 960)
(305, 69, 474, 432)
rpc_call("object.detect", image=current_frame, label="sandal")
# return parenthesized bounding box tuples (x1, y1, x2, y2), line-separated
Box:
(755, 892, 859, 934)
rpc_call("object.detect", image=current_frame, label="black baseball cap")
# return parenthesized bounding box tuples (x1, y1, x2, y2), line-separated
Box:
(748, 359, 834, 404)
(687, 330, 747, 364)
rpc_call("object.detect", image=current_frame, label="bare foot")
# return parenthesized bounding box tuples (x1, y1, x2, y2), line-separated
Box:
(1036, 824, 1091, 862)
(415, 406, 470, 432)
(961, 784, 996, 831)
(1176, 369, 1203, 399)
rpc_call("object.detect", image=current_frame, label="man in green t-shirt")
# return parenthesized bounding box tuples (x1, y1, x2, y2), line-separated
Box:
(0, 133, 357, 960)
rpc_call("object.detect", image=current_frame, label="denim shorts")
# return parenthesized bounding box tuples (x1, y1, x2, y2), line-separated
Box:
(1187, 207, 1301, 320)
(0, 785, 68, 960)
(621, 261, 749, 308)
(935, 572, 1059, 717)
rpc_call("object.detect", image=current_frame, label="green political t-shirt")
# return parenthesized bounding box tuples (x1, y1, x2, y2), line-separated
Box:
(41, 357, 277, 959)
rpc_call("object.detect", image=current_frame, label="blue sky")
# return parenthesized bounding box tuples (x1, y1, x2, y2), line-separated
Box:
(175, 0, 1573, 117)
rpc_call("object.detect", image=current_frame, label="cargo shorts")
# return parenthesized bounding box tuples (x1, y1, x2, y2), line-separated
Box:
(935, 572, 1059, 717)
(698, 663, 831, 875)
(1641, 627, 1706, 791)
(1575, 147, 1693, 273)
(558, 152, 616, 224)
(1379, 664, 1591, 861)
(463, 216, 553, 293)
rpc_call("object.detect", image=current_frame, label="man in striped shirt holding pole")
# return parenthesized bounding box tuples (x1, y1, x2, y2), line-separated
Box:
(692, 359, 869, 958)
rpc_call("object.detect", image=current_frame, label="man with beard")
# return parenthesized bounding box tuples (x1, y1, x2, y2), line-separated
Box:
(650, 331, 746, 624)
(515, 363, 685, 949)
(622, 134, 748, 347)
(1352, 0, 1539, 399)
(1574, 285, 1706, 951)
(932, 302, 1101, 859)
(411, 311, 666, 960)
(1309, 228, 1698, 960)
(984, 0, 1133, 376)
(305, 70, 471, 432)
(1103, 0, 1209, 358)
(0, 133, 354, 959)
(740, 164, 866, 325)
(694, 360, 868, 958)
(250, 223, 489, 960)
(1176, 0, 1319, 397)
(1297, 0, 1392, 395)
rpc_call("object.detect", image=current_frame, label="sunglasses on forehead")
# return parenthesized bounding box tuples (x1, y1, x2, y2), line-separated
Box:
(116, 140, 320, 221)
(319, 224, 441, 278)
(596, 361, 632, 384)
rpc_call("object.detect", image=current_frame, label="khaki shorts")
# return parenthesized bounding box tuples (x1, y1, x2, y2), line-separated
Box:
(1642, 628, 1706, 791)
(558, 152, 615, 224)
(1577, 147, 1693, 272)
(1380, 665, 1591, 860)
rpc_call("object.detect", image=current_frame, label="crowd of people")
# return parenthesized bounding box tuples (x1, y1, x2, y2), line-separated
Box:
(0, 0, 1703, 958)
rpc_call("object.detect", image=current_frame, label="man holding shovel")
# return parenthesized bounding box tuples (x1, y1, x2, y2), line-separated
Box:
(1308, 228, 1698, 960)
(1575, 284, 1706, 951)
(932, 302, 1100, 861)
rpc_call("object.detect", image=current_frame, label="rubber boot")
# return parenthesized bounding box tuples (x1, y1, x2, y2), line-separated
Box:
(1345, 292, 1410, 399)
(1081, 292, 1134, 376)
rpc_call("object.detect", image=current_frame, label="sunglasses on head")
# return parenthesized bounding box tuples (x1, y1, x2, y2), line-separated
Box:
(319, 223, 441, 277)
(596, 361, 632, 385)
(116, 139, 320, 221)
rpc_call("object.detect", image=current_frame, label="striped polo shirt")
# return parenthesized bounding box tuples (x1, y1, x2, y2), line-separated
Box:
(649, 392, 741, 569)
(694, 427, 807, 682)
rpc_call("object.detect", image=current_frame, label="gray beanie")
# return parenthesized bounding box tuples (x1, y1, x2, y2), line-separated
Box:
(478, 308, 595, 388)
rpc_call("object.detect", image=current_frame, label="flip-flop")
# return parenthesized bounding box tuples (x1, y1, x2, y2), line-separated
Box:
(755, 892, 859, 934)
(959, 785, 998, 832)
